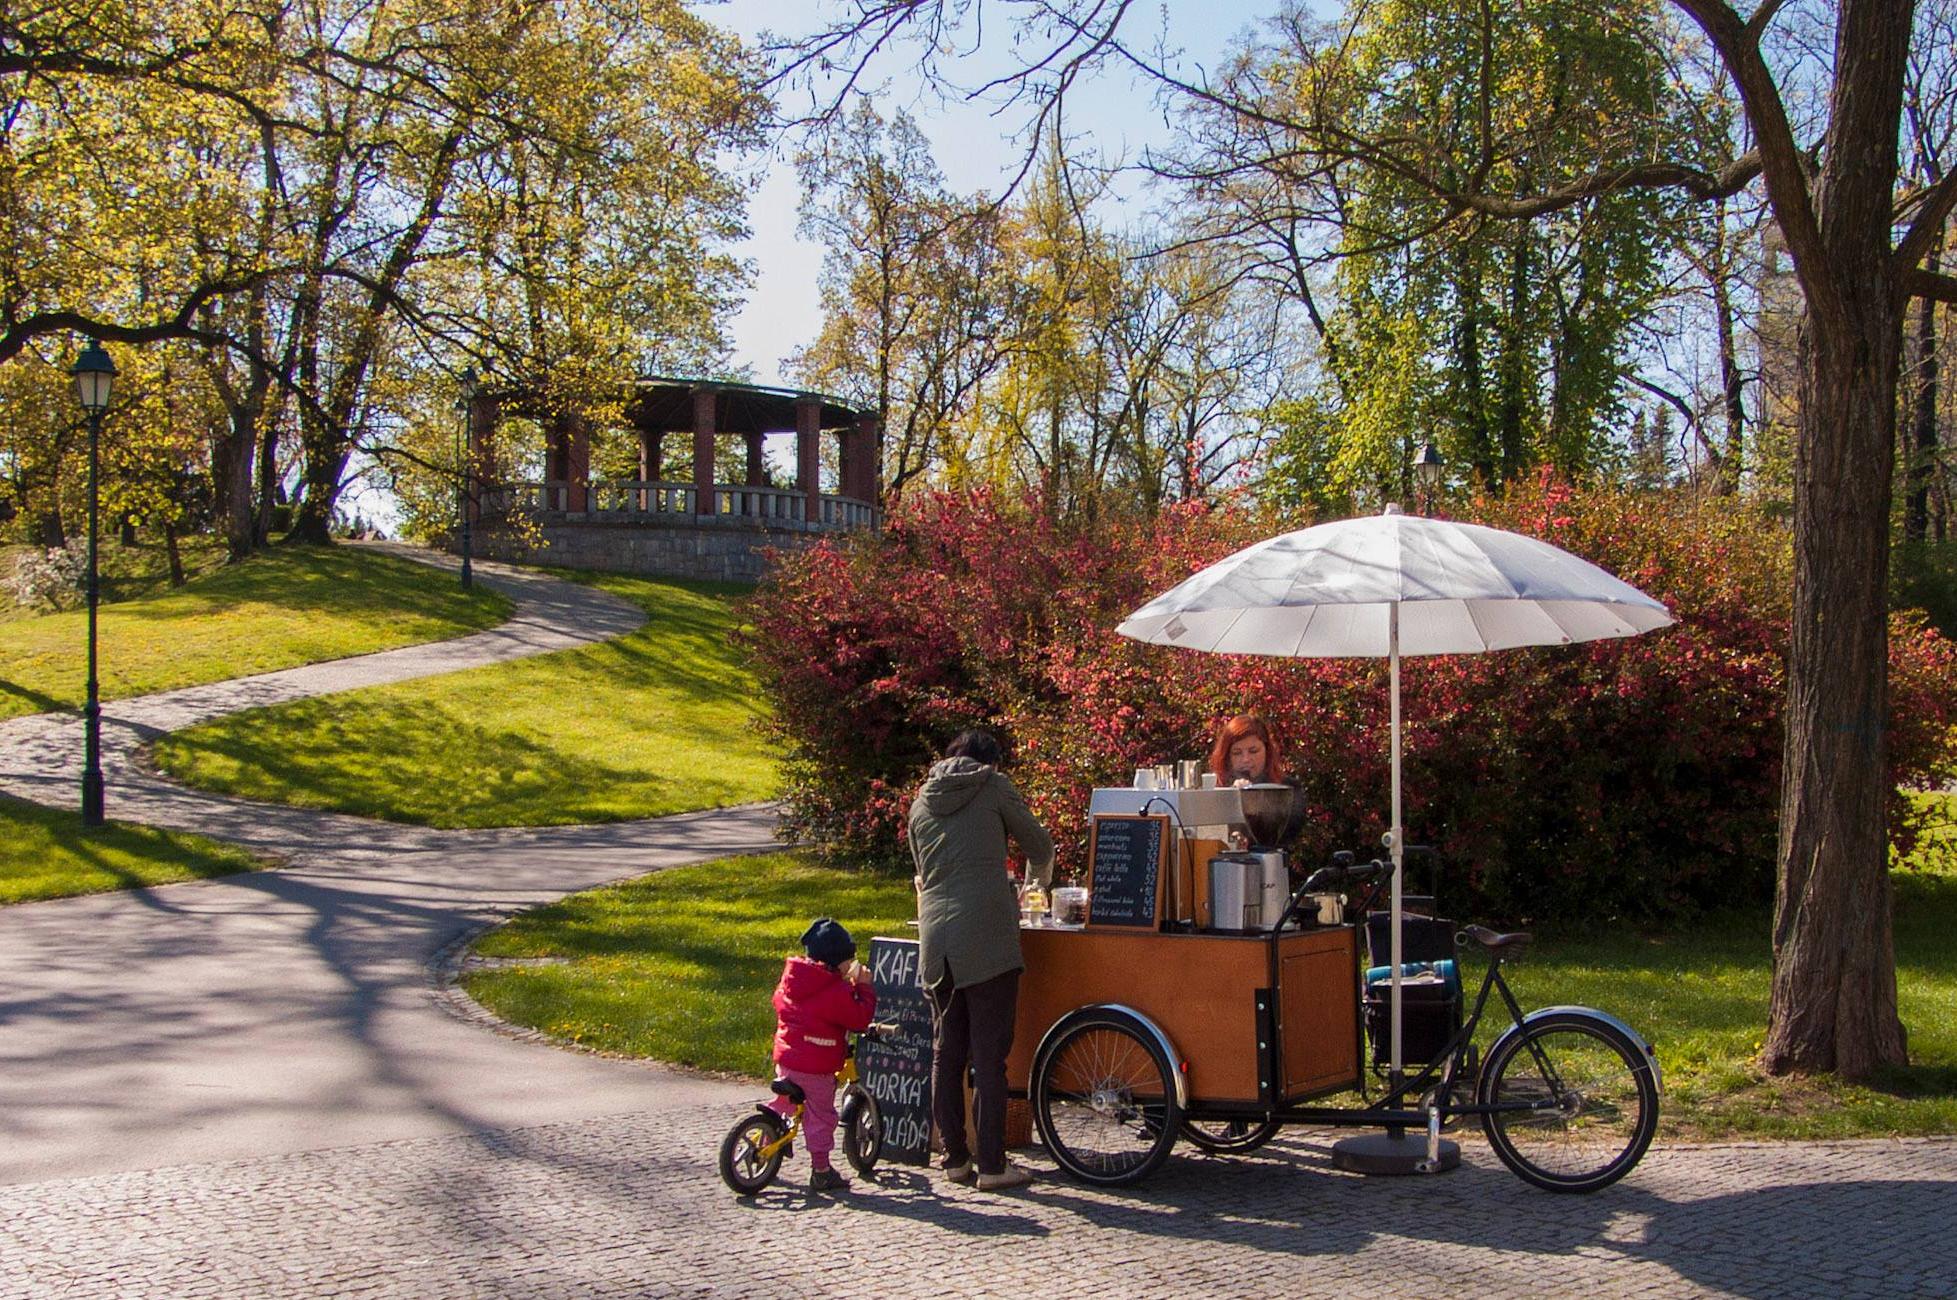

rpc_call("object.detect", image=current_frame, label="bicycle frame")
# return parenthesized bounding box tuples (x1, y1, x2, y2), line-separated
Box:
(1224, 939, 1553, 1133)
(754, 1041, 868, 1162)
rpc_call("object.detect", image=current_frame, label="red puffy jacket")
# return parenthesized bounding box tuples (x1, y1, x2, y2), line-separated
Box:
(772, 956, 878, 1074)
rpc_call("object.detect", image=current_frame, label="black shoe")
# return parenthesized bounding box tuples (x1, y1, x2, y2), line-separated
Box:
(809, 1168, 851, 1193)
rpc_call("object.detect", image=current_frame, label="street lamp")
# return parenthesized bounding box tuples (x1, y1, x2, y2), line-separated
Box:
(70, 340, 117, 826)
(457, 367, 477, 590)
(1412, 441, 1444, 513)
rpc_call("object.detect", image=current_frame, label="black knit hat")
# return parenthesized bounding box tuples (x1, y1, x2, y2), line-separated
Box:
(800, 917, 856, 966)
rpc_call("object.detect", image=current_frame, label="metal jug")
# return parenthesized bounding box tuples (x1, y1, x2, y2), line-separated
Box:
(1208, 853, 1261, 932)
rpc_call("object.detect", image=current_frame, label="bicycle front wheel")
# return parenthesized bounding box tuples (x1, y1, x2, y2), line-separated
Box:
(718, 1112, 786, 1195)
(1478, 1012, 1659, 1193)
(841, 1089, 883, 1175)
(1032, 1011, 1181, 1186)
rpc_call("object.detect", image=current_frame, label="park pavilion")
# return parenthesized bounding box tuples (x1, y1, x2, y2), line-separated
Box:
(465, 378, 880, 582)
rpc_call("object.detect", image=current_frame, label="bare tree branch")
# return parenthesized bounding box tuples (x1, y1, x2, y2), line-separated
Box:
(1895, 169, 1957, 275)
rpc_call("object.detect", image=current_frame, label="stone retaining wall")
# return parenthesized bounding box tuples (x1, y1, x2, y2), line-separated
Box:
(464, 519, 837, 583)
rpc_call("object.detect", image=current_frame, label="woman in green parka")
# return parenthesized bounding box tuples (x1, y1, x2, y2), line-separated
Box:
(909, 729, 1053, 1192)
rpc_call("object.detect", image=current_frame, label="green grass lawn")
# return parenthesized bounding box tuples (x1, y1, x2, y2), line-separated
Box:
(463, 853, 912, 1074)
(0, 543, 510, 719)
(150, 572, 776, 828)
(0, 792, 273, 904)
(465, 817, 1957, 1140)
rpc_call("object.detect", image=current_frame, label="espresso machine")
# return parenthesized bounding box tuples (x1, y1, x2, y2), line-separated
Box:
(1206, 784, 1295, 931)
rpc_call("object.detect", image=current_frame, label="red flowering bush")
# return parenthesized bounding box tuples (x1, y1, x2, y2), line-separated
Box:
(742, 477, 1957, 924)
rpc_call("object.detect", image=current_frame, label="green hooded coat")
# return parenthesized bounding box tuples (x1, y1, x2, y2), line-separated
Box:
(909, 757, 1055, 993)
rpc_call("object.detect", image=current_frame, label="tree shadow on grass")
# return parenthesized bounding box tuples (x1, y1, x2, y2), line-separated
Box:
(155, 704, 755, 828)
(0, 679, 69, 717)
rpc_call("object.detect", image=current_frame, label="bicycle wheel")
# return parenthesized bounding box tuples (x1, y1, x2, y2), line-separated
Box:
(1179, 1117, 1281, 1154)
(1478, 1012, 1659, 1193)
(718, 1111, 787, 1195)
(840, 1089, 883, 1176)
(1032, 1011, 1181, 1186)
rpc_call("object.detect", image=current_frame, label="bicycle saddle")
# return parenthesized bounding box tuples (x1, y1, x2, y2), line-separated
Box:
(770, 1078, 807, 1104)
(1461, 924, 1532, 953)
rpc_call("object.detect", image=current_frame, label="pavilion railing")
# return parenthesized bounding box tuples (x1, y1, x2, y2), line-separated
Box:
(480, 480, 875, 529)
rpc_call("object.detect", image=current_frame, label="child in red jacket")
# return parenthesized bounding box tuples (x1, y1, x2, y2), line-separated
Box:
(770, 917, 878, 1192)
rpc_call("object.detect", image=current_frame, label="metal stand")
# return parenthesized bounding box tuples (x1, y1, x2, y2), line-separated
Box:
(1331, 1129, 1460, 1176)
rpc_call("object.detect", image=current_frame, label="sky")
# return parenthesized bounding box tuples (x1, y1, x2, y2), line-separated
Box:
(707, 0, 1271, 383)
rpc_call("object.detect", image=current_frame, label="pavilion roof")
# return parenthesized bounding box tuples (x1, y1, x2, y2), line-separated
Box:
(625, 377, 866, 434)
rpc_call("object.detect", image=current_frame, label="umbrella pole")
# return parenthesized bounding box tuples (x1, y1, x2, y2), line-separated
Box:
(1390, 602, 1404, 1093)
(1332, 594, 1459, 1175)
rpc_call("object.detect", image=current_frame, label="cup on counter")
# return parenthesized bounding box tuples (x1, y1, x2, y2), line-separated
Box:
(1133, 768, 1155, 790)
(1155, 764, 1174, 789)
(1200, 772, 1218, 789)
(1177, 759, 1201, 789)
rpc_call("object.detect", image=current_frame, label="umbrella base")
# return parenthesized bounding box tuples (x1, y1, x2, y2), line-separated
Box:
(1330, 1131, 1460, 1176)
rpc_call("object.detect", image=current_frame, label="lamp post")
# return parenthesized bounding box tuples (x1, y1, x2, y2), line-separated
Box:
(1413, 441, 1444, 514)
(457, 367, 477, 589)
(70, 341, 117, 827)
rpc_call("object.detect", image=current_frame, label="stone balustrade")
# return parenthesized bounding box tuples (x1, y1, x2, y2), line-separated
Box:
(480, 481, 875, 531)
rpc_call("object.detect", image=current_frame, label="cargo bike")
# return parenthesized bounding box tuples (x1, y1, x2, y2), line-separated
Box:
(1007, 852, 1662, 1195)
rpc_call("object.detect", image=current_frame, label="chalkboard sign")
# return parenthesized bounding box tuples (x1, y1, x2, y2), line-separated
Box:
(1086, 814, 1169, 929)
(857, 937, 934, 1165)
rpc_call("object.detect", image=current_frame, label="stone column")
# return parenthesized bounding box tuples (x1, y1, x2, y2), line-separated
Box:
(795, 397, 823, 525)
(692, 386, 718, 517)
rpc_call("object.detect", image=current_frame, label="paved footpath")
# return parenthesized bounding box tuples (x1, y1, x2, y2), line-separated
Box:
(2, 549, 1954, 1298)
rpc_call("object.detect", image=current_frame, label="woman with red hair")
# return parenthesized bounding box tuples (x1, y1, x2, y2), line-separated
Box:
(1209, 714, 1285, 787)
(1209, 714, 1305, 856)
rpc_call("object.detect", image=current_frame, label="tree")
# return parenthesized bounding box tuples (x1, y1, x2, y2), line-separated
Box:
(792, 105, 1014, 496)
(771, 0, 1957, 1078)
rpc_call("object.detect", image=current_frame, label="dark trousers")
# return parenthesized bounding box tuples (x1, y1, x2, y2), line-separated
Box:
(929, 969, 1020, 1175)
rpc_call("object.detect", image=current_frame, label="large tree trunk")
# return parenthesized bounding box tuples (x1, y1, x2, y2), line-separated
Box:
(213, 399, 259, 561)
(1753, 0, 1916, 1083)
(1764, 301, 1909, 1078)
(288, 438, 347, 543)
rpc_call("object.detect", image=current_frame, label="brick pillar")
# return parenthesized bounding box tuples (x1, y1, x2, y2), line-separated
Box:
(566, 413, 591, 512)
(546, 412, 589, 513)
(692, 386, 718, 517)
(859, 414, 883, 509)
(638, 429, 663, 511)
(790, 395, 821, 524)
(466, 393, 499, 522)
(744, 431, 766, 486)
(795, 397, 823, 525)
(845, 413, 882, 511)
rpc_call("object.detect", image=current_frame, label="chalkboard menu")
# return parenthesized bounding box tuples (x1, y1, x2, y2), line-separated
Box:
(1086, 814, 1169, 929)
(857, 937, 935, 1165)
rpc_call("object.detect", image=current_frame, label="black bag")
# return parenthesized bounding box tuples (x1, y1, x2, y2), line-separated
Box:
(1363, 912, 1462, 1072)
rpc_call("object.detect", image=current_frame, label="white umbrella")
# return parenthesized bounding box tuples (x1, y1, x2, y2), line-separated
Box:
(1117, 504, 1672, 1082)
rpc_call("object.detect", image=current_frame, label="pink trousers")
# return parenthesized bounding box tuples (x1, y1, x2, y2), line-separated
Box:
(768, 1067, 839, 1168)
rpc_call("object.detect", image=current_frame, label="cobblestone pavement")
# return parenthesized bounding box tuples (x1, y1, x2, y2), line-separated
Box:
(3, 1103, 1951, 1300)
